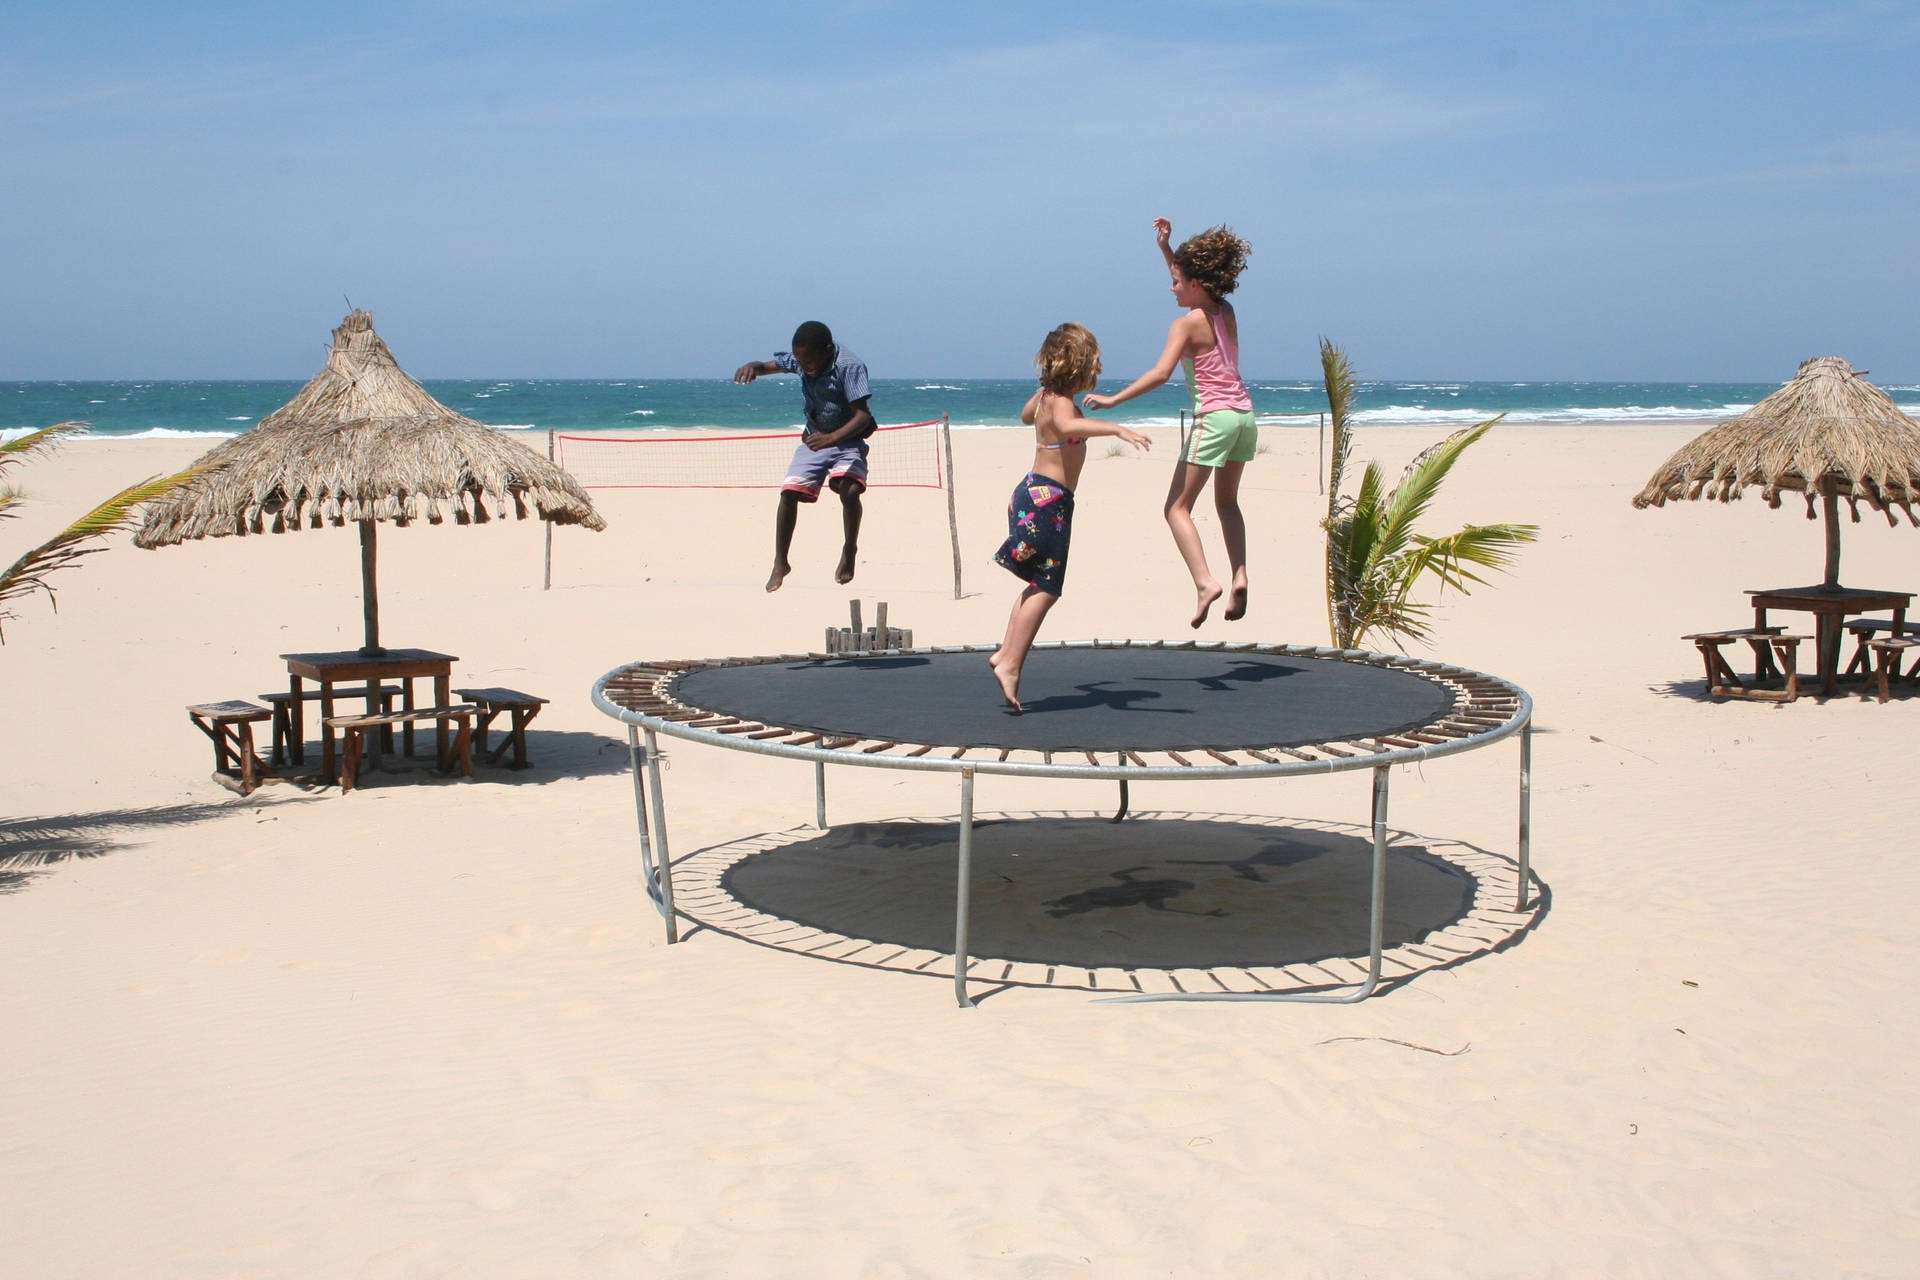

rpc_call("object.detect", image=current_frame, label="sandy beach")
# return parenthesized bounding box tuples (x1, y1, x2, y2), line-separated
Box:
(4, 421, 1916, 1277)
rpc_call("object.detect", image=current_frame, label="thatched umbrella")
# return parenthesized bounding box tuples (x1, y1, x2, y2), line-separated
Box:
(135, 310, 605, 654)
(1633, 356, 1920, 587)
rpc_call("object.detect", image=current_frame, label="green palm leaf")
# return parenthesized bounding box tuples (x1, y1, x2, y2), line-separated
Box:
(1, 455, 209, 639)
(1318, 343, 1538, 649)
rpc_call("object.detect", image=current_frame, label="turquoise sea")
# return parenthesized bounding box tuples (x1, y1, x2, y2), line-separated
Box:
(8, 378, 1920, 442)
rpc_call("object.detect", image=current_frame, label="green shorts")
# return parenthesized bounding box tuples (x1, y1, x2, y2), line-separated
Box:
(1183, 407, 1258, 467)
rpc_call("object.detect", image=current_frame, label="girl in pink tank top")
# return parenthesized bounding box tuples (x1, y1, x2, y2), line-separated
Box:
(1083, 219, 1255, 628)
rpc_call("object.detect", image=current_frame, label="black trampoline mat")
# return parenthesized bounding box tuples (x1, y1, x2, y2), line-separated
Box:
(669, 647, 1459, 753)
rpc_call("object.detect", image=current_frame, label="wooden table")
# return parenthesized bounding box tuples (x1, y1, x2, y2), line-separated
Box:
(282, 649, 457, 781)
(1748, 586, 1911, 697)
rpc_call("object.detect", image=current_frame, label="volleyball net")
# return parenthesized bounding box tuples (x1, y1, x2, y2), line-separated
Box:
(547, 416, 964, 597)
(555, 418, 948, 491)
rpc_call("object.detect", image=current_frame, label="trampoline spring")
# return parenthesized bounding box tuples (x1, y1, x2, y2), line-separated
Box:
(746, 727, 794, 740)
(996, 749, 1012, 762)
(907, 745, 934, 757)
(1204, 749, 1238, 765)
(1244, 749, 1279, 764)
(714, 722, 768, 735)
(860, 741, 898, 754)
(1124, 751, 1147, 767)
(823, 736, 860, 750)
(788, 734, 823, 747)
(1167, 751, 1192, 766)
(1277, 747, 1318, 761)
(1084, 752, 1100, 767)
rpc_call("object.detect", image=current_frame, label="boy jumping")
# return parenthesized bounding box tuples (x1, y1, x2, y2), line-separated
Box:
(733, 321, 875, 591)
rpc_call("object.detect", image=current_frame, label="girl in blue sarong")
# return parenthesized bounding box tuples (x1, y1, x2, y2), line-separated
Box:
(990, 324, 1152, 711)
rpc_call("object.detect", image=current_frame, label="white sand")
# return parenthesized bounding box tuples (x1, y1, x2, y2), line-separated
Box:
(2, 423, 1916, 1277)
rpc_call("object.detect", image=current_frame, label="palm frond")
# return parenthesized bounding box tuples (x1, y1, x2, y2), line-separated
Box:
(0, 464, 208, 637)
(1317, 345, 1536, 650)
(0, 423, 88, 523)
(0, 421, 86, 466)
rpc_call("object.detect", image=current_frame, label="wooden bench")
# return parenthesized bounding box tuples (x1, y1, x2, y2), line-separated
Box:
(1843, 618, 1920, 681)
(261, 683, 404, 766)
(1683, 628, 1806, 702)
(325, 705, 478, 793)
(186, 700, 276, 796)
(453, 687, 549, 768)
(1864, 637, 1920, 703)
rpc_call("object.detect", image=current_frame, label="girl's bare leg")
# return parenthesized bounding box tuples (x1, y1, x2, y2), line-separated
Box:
(1213, 460, 1249, 620)
(988, 585, 1056, 710)
(1164, 460, 1223, 627)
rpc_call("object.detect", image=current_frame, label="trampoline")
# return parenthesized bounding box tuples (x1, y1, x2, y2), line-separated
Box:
(592, 638, 1534, 1007)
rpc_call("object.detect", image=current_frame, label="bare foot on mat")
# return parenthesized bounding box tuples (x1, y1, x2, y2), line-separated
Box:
(765, 561, 790, 593)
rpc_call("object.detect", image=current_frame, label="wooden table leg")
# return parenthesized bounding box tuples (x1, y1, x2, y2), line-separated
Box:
(434, 672, 451, 766)
(1819, 615, 1840, 697)
(319, 680, 338, 784)
(401, 677, 417, 757)
(288, 674, 306, 765)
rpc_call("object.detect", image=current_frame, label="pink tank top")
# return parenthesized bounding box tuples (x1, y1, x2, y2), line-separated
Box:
(1184, 305, 1253, 414)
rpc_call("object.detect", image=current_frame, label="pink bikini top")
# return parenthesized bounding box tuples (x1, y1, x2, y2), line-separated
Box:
(1037, 437, 1087, 450)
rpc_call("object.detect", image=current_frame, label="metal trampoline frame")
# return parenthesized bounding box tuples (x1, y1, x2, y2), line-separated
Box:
(591, 638, 1534, 1008)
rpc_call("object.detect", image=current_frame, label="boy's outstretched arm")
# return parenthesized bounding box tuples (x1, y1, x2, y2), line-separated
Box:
(733, 359, 782, 384)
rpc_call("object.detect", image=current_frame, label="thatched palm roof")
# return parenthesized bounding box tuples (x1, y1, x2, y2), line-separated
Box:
(1632, 356, 1920, 526)
(134, 310, 605, 547)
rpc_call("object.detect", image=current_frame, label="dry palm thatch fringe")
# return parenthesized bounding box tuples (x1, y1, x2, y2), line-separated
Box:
(1632, 356, 1920, 526)
(2, 422, 209, 639)
(133, 311, 606, 547)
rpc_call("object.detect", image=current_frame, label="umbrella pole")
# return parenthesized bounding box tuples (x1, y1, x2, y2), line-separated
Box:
(360, 520, 384, 657)
(1823, 489, 1841, 589)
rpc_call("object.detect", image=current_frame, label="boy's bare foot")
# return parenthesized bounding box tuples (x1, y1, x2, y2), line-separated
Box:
(1224, 578, 1249, 622)
(835, 548, 857, 585)
(1191, 582, 1224, 629)
(989, 655, 1022, 711)
(766, 561, 790, 593)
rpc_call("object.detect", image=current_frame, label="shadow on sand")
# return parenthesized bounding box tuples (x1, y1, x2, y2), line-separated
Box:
(685, 812, 1546, 985)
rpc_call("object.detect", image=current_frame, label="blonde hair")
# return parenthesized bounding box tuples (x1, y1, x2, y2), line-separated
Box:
(1035, 323, 1102, 395)
(1173, 225, 1252, 299)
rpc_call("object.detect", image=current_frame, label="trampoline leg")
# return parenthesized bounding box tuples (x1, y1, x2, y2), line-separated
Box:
(954, 768, 977, 1009)
(627, 726, 678, 944)
(1113, 778, 1129, 823)
(815, 760, 827, 829)
(1100, 765, 1390, 1005)
(643, 727, 679, 944)
(1517, 718, 1533, 911)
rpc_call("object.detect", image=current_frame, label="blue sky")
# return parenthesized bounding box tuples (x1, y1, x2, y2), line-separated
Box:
(3, 1, 1915, 380)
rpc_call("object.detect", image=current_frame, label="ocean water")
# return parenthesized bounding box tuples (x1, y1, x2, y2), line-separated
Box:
(7, 377, 1918, 443)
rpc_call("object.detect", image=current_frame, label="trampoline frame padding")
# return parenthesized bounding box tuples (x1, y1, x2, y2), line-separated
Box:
(592, 638, 1534, 1007)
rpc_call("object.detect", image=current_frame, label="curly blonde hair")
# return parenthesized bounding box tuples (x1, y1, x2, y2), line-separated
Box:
(1173, 225, 1252, 299)
(1035, 323, 1102, 396)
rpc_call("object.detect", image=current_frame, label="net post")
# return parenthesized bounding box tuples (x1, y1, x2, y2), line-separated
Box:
(941, 415, 963, 599)
(1318, 413, 1325, 496)
(543, 430, 555, 590)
